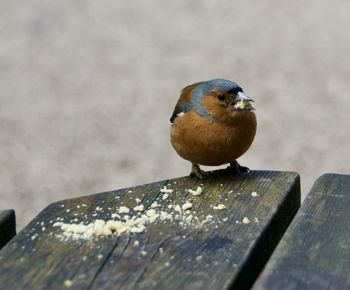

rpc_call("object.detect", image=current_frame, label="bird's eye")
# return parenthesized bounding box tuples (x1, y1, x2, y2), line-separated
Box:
(217, 94, 225, 101)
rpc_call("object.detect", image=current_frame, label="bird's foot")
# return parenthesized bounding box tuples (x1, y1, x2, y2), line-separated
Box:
(227, 160, 250, 174)
(190, 164, 210, 179)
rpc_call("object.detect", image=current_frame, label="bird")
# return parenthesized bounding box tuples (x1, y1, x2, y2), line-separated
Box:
(170, 79, 257, 179)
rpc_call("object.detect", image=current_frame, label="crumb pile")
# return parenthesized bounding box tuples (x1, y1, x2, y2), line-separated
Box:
(51, 185, 260, 241)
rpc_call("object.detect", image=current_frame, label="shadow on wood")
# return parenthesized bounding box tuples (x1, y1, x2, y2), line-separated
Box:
(0, 210, 16, 249)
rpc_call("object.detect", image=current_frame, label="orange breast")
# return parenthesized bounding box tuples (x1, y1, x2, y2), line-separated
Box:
(170, 111, 257, 166)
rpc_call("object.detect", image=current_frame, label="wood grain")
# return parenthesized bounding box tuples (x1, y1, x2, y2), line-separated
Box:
(253, 173, 350, 290)
(0, 170, 300, 290)
(0, 209, 16, 249)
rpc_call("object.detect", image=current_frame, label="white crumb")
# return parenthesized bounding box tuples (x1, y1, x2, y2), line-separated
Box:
(133, 204, 144, 212)
(97, 254, 103, 260)
(134, 240, 140, 247)
(251, 192, 259, 197)
(189, 186, 203, 196)
(174, 205, 182, 212)
(141, 250, 147, 257)
(213, 204, 226, 210)
(135, 198, 141, 203)
(182, 202, 193, 211)
(186, 214, 193, 223)
(118, 206, 130, 214)
(64, 279, 73, 287)
(159, 247, 164, 255)
(162, 193, 169, 200)
(160, 186, 174, 193)
(242, 217, 251, 224)
(146, 209, 157, 217)
(151, 201, 160, 208)
(234, 100, 251, 110)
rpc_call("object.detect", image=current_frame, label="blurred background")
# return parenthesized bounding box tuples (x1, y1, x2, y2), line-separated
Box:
(1, 0, 349, 229)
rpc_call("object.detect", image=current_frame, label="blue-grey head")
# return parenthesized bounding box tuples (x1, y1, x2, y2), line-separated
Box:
(189, 79, 255, 121)
(170, 79, 255, 123)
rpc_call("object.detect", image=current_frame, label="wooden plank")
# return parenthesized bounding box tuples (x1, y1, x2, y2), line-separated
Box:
(0, 170, 300, 290)
(253, 173, 350, 290)
(0, 210, 16, 249)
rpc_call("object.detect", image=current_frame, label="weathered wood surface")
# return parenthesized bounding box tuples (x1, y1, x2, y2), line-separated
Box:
(253, 173, 350, 290)
(0, 209, 16, 249)
(0, 170, 300, 290)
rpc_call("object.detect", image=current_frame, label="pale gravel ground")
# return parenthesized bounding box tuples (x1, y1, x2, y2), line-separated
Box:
(1, 0, 349, 229)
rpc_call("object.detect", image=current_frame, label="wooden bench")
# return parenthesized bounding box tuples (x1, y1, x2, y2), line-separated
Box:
(253, 173, 350, 289)
(0, 170, 300, 290)
(0, 210, 16, 249)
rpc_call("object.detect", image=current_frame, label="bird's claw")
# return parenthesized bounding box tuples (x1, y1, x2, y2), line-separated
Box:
(190, 164, 210, 179)
(228, 161, 250, 174)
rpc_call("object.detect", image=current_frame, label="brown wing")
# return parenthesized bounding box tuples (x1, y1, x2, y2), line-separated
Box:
(170, 82, 203, 123)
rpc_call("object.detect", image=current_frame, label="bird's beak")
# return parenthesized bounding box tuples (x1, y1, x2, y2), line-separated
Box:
(236, 92, 254, 102)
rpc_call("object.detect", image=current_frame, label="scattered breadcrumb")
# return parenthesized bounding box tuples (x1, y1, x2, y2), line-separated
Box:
(160, 186, 174, 193)
(151, 201, 160, 208)
(146, 209, 157, 217)
(133, 205, 144, 212)
(189, 186, 203, 196)
(251, 192, 259, 197)
(213, 204, 226, 210)
(141, 250, 147, 257)
(182, 202, 193, 211)
(118, 206, 130, 214)
(97, 254, 103, 260)
(174, 205, 182, 212)
(31, 234, 38, 240)
(64, 280, 73, 287)
(53, 184, 259, 243)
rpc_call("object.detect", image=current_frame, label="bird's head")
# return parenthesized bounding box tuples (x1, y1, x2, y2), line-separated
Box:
(190, 79, 255, 124)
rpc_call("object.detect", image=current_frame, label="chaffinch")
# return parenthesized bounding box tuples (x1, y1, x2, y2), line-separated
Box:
(170, 79, 257, 179)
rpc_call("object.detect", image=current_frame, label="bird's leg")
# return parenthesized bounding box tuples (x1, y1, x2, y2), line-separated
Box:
(190, 163, 210, 179)
(228, 160, 250, 174)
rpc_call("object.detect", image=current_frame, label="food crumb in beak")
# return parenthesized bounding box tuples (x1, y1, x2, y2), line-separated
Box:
(233, 100, 254, 111)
